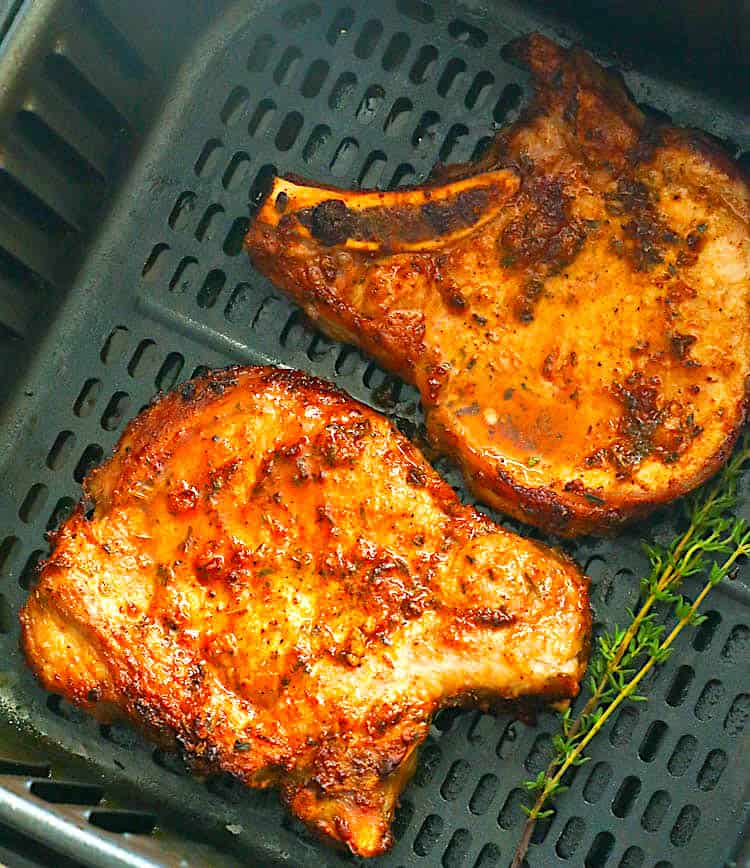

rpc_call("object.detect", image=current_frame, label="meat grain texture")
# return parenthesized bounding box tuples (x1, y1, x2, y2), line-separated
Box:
(246, 34, 750, 536)
(21, 367, 590, 856)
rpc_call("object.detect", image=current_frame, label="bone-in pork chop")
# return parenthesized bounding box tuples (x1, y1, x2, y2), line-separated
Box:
(21, 366, 589, 856)
(246, 34, 750, 536)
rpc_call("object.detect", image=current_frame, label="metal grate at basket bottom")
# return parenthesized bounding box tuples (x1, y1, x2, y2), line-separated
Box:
(0, 1, 748, 867)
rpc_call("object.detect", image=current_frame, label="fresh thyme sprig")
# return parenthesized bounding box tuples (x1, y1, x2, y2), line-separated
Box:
(510, 434, 750, 868)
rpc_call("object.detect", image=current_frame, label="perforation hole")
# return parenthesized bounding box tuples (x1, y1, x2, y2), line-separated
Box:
(556, 816, 585, 859)
(466, 70, 494, 109)
(437, 759, 469, 801)
(195, 203, 225, 241)
(449, 18, 487, 47)
(89, 810, 156, 835)
(694, 679, 725, 720)
(439, 123, 469, 162)
(302, 124, 332, 164)
(74, 444, 103, 484)
(276, 112, 304, 152)
(355, 20, 383, 59)
(494, 83, 523, 124)
(356, 85, 385, 125)
(100, 326, 129, 363)
(384, 97, 413, 135)
(223, 152, 251, 191)
(397, 0, 434, 24)
(583, 761, 612, 803)
(47, 496, 75, 532)
(0, 594, 13, 633)
(469, 773, 498, 814)
(223, 217, 250, 256)
(327, 7, 355, 46)
(155, 353, 184, 391)
(723, 693, 749, 735)
(493, 722, 518, 760)
(667, 734, 697, 776)
(438, 58, 466, 98)
(100, 392, 130, 432)
(221, 87, 249, 126)
(638, 720, 667, 762)
(474, 843, 501, 868)
(141, 243, 170, 281)
(224, 283, 253, 325)
(382, 32, 410, 70)
(391, 797, 413, 841)
(250, 164, 277, 212)
(168, 191, 197, 230)
(692, 610, 721, 650)
(666, 664, 694, 706)
(722, 624, 749, 662)
(697, 748, 726, 791)
(0, 758, 50, 776)
(247, 34, 275, 72)
(30, 780, 102, 805)
(128, 340, 158, 377)
(358, 150, 387, 187)
(169, 257, 199, 293)
(274, 47, 303, 86)
(74, 379, 102, 417)
(330, 138, 359, 176)
(191, 365, 209, 379)
(282, 2, 320, 29)
(670, 804, 699, 846)
(442, 828, 471, 868)
(524, 733, 552, 773)
(197, 269, 226, 309)
(413, 741, 441, 787)
(0, 536, 20, 576)
(329, 72, 358, 110)
(413, 813, 443, 856)
(585, 831, 614, 867)
(194, 139, 223, 177)
(619, 847, 644, 868)
(641, 790, 670, 831)
(389, 163, 415, 188)
(19, 550, 45, 589)
(19, 483, 48, 523)
(410, 45, 439, 83)
(249, 99, 277, 137)
(412, 110, 440, 150)
(498, 787, 528, 829)
(301, 59, 329, 98)
(609, 706, 638, 746)
(612, 775, 641, 818)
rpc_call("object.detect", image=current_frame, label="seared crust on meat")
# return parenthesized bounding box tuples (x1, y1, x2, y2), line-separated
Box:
(20, 366, 589, 857)
(246, 33, 750, 536)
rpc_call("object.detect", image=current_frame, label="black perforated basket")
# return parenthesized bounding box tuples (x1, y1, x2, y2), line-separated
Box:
(0, 1, 747, 866)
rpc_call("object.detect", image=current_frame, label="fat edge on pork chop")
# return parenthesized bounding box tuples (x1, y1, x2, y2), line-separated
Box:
(20, 366, 590, 856)
(245, 33, 750, 537)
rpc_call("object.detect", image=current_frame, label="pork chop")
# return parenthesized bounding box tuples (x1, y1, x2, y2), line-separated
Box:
(20, 366, 590, 856)
(245, 33, 750, 536)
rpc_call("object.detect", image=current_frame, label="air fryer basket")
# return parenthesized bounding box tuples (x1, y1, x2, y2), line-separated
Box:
(0, 1, 747, 865)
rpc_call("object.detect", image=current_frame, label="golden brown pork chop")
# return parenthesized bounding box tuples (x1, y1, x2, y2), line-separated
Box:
(246, 34, 750, 536)
(21, 366, 589, 857)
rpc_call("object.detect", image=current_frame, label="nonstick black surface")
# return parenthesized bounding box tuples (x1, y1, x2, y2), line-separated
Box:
(0, 1, 747, 866)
